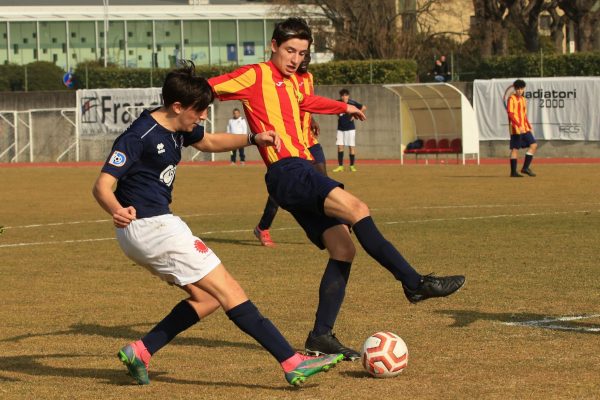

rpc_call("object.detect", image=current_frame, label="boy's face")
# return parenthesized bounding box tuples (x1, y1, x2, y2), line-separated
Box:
(515, 87, 525, 96)
(341, 94, 350, 103)
(233, 110, 241, 119)
(270, 38, 310, 77)
(174, 103, 208, 132)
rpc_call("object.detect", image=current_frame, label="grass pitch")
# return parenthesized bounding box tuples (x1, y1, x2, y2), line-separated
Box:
(0, 162, 599, 399)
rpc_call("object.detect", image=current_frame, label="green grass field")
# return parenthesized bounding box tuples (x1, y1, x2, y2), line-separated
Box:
(1, 163, 599, 399)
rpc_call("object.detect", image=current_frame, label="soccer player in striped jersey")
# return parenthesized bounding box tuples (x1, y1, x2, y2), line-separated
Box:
(209, 17, 465, 361)
(253, 52, 326, 247)
(507, 79, 537, 177)
(92, 62, 342, 386)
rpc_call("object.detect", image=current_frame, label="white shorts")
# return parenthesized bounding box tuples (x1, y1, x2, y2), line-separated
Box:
(116, 214, 221, 286)
(336, 130, 356, 147)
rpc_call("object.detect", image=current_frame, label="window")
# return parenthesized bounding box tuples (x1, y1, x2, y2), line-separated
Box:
(155, 20, 181, 68)
(182, 20, 209, 65)
(69, 21, 96, 64)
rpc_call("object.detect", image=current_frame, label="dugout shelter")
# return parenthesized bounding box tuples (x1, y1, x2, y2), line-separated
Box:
(384, 83, 480, 165)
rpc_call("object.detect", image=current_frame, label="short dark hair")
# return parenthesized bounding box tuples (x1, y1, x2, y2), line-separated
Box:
(297, 53, 311, 74)
(272, 17, 312, 46)
(339, 88, 350, 96)
(162, 60, 214, 111)
(513, 79, 526, 89)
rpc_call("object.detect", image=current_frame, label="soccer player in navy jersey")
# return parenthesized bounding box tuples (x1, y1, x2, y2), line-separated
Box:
(92, 62, 342, 386)
(332, 88, 366, 172)
(208, 18, 466, 361)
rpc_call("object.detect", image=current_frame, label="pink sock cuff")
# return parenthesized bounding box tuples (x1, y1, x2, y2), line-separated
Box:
(281, 353, 303, 373)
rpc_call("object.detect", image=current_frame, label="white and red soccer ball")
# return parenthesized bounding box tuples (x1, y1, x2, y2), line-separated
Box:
(361, 331, 408, 378)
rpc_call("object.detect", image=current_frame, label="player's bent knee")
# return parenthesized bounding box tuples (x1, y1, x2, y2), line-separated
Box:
(351, 200, 370, 221)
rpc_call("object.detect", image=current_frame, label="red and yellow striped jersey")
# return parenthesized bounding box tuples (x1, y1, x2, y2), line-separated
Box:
(208, 61, 345, 166)
(295, 71, 318, 147)
(507, 94, 532, 135)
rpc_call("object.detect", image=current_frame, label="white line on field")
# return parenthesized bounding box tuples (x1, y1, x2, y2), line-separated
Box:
(2, 203, 598, 230)
(502, 314, 600, 333)
(0, 227, 301, 249)
(1, 213, 221, 230)
(0, 209, 595, 249)
(383, 210, 593, 226)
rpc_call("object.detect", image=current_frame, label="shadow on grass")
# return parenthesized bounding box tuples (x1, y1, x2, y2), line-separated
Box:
(437, 309, 600, 334)
(1, 322, 262, 351)
(203, 236, 305, 247)
(340, 370, 372, 379)
(444, 175, 505, 179)
(0, 353, 290, 390)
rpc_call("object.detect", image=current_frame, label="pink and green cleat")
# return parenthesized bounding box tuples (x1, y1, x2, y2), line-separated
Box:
(284, 353, 344, 386)
(118, 342, 150, 385)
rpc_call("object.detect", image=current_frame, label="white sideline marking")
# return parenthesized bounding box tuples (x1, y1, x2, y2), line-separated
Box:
(0, 227, 300, 249)
(383, 210, 593, 226)
(0, 237, 115, 248)
(1, 213, 220, 230)
(0, 209, 595, 249)
(3, 203, 598, 230)
(502, 314, 600, 333)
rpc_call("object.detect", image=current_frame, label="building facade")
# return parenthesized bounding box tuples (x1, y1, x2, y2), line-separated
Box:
(0, 1, 286, 70)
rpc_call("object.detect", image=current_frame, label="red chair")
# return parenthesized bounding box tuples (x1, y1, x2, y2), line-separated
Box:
(436, 138, 451, 152)
(423, 139, 438, 153)
(450, 138, 462, 163)
(450, 138, 462, 153)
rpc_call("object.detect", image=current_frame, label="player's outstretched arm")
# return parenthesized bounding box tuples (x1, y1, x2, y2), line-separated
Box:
(92, 172, 137, 228)
(346, 104, 366, 121)
(192, 130, 280, 153)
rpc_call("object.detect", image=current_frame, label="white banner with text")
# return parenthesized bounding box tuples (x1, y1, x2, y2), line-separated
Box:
(77, 88, 162, 136)
(473, 77, 600, 141)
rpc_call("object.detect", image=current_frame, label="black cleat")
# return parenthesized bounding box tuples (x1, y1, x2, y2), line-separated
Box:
(511, 172, 524, 178)
(521, 168, 536, 177)
(403, 274, 465, 304)
(305, 331, 360, 361)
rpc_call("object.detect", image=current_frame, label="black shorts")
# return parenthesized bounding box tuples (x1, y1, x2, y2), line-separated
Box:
(265, 157, 344, 249)
(309, 143, 326, 164)
(510, 132, 536, 149)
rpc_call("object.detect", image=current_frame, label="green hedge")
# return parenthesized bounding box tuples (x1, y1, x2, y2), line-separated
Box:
(73, 59, 416, 88)
(0, 59, 416, 90)
(475, 52, 600, 79)
(73, 64, 239, 89)
(0, 61, 68, 91)
(309, 59, 417, 84)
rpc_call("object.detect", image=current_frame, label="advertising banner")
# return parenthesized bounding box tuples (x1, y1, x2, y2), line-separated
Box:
(473, 77, 600, 141)
(77, 88, 162, 136)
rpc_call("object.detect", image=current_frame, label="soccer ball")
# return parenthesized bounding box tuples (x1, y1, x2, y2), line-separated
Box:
(361, 331, 408, 378)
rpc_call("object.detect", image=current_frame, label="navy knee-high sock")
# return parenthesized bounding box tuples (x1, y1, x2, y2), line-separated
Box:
(312, 259, 352, 336)
(353, 216, 422, 290)
(141, 300, 200, 355)
(523, 153, 534, 169)
(337, 151, 344, 166)
(510, 158, 518, 174)
(258, 196, 279, 231)
(226, 300, 295, 362)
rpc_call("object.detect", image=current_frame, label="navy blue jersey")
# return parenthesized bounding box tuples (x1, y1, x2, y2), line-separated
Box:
(101, 109, 204, 218)
(337, 99, 363, 131)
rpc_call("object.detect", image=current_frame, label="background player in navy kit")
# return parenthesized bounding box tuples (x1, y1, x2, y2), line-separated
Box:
(92, 62, 342, 386)
(333, 89, 366, 172)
